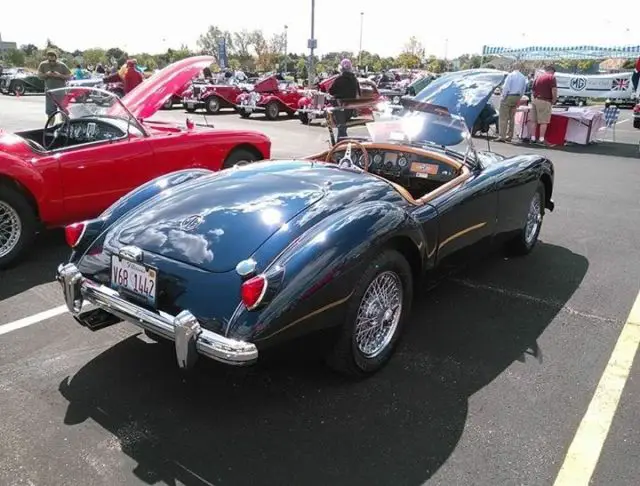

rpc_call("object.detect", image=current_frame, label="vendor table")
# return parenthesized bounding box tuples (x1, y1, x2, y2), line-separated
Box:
(514, 106, 606, 145)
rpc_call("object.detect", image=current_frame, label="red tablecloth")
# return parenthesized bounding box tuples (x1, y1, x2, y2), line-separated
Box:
(516, 109, 568, 144)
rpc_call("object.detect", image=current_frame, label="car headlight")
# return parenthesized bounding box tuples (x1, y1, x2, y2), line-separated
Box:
(393, 96, 400, 104)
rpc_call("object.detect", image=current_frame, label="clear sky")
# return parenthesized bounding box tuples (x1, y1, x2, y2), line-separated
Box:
(0, 1, 636, 58)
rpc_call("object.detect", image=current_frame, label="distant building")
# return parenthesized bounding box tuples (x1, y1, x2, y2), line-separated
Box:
(0, 33, 17, 52)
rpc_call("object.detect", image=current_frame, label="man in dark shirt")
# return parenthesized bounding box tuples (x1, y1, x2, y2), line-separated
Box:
(328, 58, 361, 140)
(528, 65, 557, 145)
(632, 57, 640, 93)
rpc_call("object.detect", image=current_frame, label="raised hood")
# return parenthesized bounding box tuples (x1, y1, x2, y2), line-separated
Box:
(121, 55, 214, 119)
(111, 172, 325, 272)
(412, 69, 507, 130)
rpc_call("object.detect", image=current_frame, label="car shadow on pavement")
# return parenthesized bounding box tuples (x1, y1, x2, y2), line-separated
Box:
(57, 242, 588, 486)
(0, 229, 68, 302)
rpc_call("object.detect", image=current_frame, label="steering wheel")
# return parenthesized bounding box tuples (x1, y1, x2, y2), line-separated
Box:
(325, 140, 370, 171)
(43, 110, 71, 150)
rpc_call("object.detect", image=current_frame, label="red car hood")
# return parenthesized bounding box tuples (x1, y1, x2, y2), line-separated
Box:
(121, 56, 214, 120)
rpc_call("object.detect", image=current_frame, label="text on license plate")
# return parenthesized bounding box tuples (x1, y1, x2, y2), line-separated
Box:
(111, 255, 157, 305)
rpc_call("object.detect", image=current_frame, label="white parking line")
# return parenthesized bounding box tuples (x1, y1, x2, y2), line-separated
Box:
(0, 305, 68, 336)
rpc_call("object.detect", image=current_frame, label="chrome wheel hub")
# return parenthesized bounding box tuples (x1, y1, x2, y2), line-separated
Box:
(354, 271, 403, 358)
(525, 192, 542, 245)
(0, 201, 22, 259)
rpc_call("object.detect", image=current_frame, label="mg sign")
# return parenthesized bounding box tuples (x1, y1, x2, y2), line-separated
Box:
(570, 77, 587, 91)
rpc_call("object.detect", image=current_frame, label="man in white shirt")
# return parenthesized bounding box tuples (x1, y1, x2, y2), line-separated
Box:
(497, 64, 527, 142)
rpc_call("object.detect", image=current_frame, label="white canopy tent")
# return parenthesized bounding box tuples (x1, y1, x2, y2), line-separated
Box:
(481, 45, 640, 61)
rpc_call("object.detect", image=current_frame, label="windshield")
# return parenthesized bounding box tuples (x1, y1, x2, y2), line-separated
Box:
(366, 109, 474, 161)
(47, 86, 135, 123)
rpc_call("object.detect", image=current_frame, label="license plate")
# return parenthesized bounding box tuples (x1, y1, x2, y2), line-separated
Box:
(111, 255, 157, 306)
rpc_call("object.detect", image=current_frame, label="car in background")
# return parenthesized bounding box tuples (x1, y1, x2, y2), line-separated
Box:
(0, 67, 45, 95)
(235, 75, 303, 120)
(182, 75, 255, 114)
(0, 56, 271, 268)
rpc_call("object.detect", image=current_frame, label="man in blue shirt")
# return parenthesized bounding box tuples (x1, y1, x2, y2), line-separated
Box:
(497, 64, 527, 142)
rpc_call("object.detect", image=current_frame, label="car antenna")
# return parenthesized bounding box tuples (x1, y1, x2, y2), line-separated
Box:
(202, 113, 213, 128)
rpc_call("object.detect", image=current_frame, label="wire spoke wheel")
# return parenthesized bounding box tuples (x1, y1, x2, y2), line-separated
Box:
(525, 191, 542, 245)
(354, 271, 403, 358)
(0, 201, 22, 259)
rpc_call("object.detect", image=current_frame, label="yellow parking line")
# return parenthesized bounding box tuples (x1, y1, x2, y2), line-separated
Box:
(553, 290, 640, 486)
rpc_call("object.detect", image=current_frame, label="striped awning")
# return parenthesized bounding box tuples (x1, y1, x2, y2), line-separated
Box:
(482, 45, 640, 60)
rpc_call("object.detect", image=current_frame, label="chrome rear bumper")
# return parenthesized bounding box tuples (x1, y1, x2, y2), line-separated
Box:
(57, 263, 258, 369)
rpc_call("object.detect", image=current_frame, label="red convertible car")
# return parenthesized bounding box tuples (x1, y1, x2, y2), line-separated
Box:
(235, 75, 304, 120)
(182, 76, 254, 114)
(0, 56, 271, 268)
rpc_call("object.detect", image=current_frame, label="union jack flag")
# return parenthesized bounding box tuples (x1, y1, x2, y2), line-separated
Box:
(611, 78, 630, 90)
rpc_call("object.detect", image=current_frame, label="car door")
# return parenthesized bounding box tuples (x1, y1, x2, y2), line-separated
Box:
(428, 167, 499, 267)
(57, 135, 155, 224)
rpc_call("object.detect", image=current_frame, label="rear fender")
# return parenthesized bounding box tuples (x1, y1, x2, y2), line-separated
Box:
(226, 202, 424, 346)
(0, 152, 48, 219)
(69, 169, 213, 261)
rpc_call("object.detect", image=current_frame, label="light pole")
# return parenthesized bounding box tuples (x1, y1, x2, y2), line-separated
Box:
(283, 25, 288, 73)
(358, 12, 364, 69)
(308, 0, 316, 87)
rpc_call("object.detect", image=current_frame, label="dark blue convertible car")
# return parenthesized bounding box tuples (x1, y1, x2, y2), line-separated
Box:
(57, 69, 555, 377)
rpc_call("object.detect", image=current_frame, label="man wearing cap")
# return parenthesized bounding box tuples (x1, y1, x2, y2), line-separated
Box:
(329, 58, 361, 140)
(37, 50, 71, 117)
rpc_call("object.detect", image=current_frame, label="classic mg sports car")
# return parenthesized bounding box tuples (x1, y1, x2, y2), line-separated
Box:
(0, 67, 45, 95)
(235, 75, 303, 120)
(0, 56, 271, 268)
(57, 69, 555, 378)
(296, 76, 383, 125)
(182, 76, 254, 114)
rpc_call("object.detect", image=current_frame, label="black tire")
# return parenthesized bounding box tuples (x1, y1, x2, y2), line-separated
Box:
(0, 183, 38, 269)
(299, 113, 310, 125)
(325, 249, 413, 378)
(239, 109, 251, 118)
(508, 181, 545, 256)
(633, 118, 640, 130)
(205, 96, 221, 114)
(161, 97, 173, 110)
(11, 81, 25, 96)
(265, 101, 280, 120)
(222, 148, 261, 169)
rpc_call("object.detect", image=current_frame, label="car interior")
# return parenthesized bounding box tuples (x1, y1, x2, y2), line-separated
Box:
(307, 139, 472, 205)
(16, 115, 142, 153)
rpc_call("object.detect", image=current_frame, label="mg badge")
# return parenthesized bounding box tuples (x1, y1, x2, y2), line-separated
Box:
(180, 215, 204, 232)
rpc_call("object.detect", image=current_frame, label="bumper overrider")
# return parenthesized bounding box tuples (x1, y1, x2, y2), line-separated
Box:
(296, 107, 325, 116)
(56, 263, 258, 369)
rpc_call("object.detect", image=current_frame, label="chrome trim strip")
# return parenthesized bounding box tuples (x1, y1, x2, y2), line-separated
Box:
(56, 263, 258, 368)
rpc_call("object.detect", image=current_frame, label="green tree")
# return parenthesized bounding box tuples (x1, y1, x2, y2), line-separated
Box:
(197, 25, 234, 66)
(5, 49, 25, 67)
(83, 48, 107, 67)
(396, 52, 421, 69)
(20, 44, 38, 56)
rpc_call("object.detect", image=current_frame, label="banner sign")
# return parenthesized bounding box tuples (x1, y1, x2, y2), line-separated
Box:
(218, 38, 228, 69)
(483, 45, 640, 60)
(549, 71, 635, 99)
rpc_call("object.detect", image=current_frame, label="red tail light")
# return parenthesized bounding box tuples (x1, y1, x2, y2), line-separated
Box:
(65, 222, 86, 248)
(634, 104, 640, 113)
(241, 275, 268, 310)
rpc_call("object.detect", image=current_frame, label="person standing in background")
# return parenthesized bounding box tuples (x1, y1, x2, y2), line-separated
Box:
(37, 50, 71, 117)
(122, 59, 144, 94)
(632, 56, 640, 93)
(496, 63, 527, 142)
(329, 58, 361, 140)
(528, 65, 557, 146)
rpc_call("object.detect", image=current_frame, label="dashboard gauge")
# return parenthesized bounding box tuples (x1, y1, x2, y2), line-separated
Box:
(384, 160, 393, 170)
(373, 153, 383, 165)
(398, 156, 408, 168)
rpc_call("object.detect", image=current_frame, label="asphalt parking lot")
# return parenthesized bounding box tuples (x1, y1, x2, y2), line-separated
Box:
(1, 94, 639, 486)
